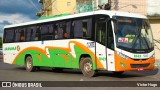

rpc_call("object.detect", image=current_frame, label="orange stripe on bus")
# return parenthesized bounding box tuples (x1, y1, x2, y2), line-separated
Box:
(12, 47, 48, 64)
(12, 41, 104, 69)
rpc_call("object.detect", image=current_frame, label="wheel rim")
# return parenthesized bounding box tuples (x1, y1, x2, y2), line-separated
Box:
(27, 60, 32, 69)
(84, 62, 92, 74)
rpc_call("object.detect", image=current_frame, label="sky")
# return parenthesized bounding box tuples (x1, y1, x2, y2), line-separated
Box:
(0, 0, 41, 36)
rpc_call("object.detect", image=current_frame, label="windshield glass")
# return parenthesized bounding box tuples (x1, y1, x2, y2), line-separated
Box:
(113, 16, 154, 53)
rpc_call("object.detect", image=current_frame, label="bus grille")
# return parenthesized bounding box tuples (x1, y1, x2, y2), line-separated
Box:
(133, 59, 147, 61)
(130, 64, 150, 68)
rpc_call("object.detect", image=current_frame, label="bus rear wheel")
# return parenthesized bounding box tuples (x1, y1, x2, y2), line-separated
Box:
(80, 57, 96, 77)
(25, 56, 36, 72)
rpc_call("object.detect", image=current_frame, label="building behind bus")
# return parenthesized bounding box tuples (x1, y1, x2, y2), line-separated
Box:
(37, 0, 160, 61)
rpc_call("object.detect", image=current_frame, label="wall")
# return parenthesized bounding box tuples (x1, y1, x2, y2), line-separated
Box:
(42, 0, 76, 16)
(110, 0, 147, 15)
(76, 0, 93, 13)
(147, 0, 160, 16)
(149, 19, 160, 60)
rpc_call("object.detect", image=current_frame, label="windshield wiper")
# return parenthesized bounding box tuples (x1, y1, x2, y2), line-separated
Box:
(131, 28, 141, 49)
(140, 33, 150, 49)
(131, 28, 150, 49)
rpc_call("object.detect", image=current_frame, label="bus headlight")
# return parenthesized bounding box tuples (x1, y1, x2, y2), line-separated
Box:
(116, 51, 129, 59)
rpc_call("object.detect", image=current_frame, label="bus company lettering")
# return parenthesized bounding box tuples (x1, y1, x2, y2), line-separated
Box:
(4, 45, 20, 51)
(87, 42, 95, 48)
(99, 57, 106, 61)
(134, 54, 141, 58)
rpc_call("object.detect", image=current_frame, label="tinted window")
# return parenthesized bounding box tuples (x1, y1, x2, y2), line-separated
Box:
(54, 22, 66, 39)
(15, 28, 25, 42)
(72, 18, 92, 39)
(4, 29, 14, 43)
(41, 24, 54, 40)
(66, 21, 71, 38)
(26, 26, 39, 41)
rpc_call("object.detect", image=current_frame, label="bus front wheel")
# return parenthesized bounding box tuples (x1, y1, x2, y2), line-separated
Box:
(80, 57, 96, 77)
(25, 56, 36, 72)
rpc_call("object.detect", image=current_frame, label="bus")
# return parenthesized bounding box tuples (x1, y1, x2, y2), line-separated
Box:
(3, 10, 155, 77)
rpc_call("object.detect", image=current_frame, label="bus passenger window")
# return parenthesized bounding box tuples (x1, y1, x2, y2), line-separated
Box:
(82, 22, 87, 37)
(66, 21, 71, 38)
(20, 36, 25, 42)
(82, 18, 92, 38)
(41, 24, 54, 40)
(15, 30, 20, 42)
(57, 24, 62, 39)
(20, 29, 25, 42)
(5, 30, 14, 43)
(55, 30, 58, 39)
(73, 20, 83, 38)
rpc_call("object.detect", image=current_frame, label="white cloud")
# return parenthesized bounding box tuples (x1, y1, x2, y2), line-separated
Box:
(0, 13, 35, 37)
(0, 13, 35, 24)
(0, 0, 34, 9)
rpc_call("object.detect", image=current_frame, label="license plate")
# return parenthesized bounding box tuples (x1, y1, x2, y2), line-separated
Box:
(137, 68, 144, 71)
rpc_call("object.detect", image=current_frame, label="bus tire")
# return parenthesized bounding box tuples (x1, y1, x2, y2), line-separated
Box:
(80, 57, 96, 77)
(25, 56, 36, 72)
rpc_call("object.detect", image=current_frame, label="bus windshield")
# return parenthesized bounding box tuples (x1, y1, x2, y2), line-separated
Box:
(113, 16, 154, 53)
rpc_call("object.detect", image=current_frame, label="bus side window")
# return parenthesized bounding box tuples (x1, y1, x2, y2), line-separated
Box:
(58, 23, 64, 39)
(54, 22, 66, 39)
(20, 29, 25, 42)
(73, 20, 83, 38)
(35, 26, 41, 41)
(15, 29, 21, 42)
(82, 18, 92, 38)
(66, 21, 71, 38)
(30, 26, 37, 41)
(26, 27, 32, 41)
(5, 30, 14, 43)
(41, 24, 54, 40)
(87, 18, 92, 38)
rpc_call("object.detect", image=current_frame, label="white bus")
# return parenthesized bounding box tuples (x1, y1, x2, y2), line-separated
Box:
(3, 10, 155, 77)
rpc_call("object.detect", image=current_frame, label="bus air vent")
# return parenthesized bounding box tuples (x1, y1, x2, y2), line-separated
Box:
(130, 63, 150, 68)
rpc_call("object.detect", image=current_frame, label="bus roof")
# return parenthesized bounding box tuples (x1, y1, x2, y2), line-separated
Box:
(4, 10, 147, 29)
(38, 13, 69, 20)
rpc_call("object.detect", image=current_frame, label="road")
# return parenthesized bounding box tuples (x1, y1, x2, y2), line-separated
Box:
(0, 59, 160, 90)
(0, 59, 160, 81)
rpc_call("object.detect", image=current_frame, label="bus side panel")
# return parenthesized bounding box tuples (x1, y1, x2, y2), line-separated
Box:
(4, 40, 104, 70)
(50, 40, 98, 69)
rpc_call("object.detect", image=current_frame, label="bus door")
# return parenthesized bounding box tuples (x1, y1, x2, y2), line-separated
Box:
(106, 20, 115, 71)
(96, 16, 115, 70)
(96, 17, 107, 69)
